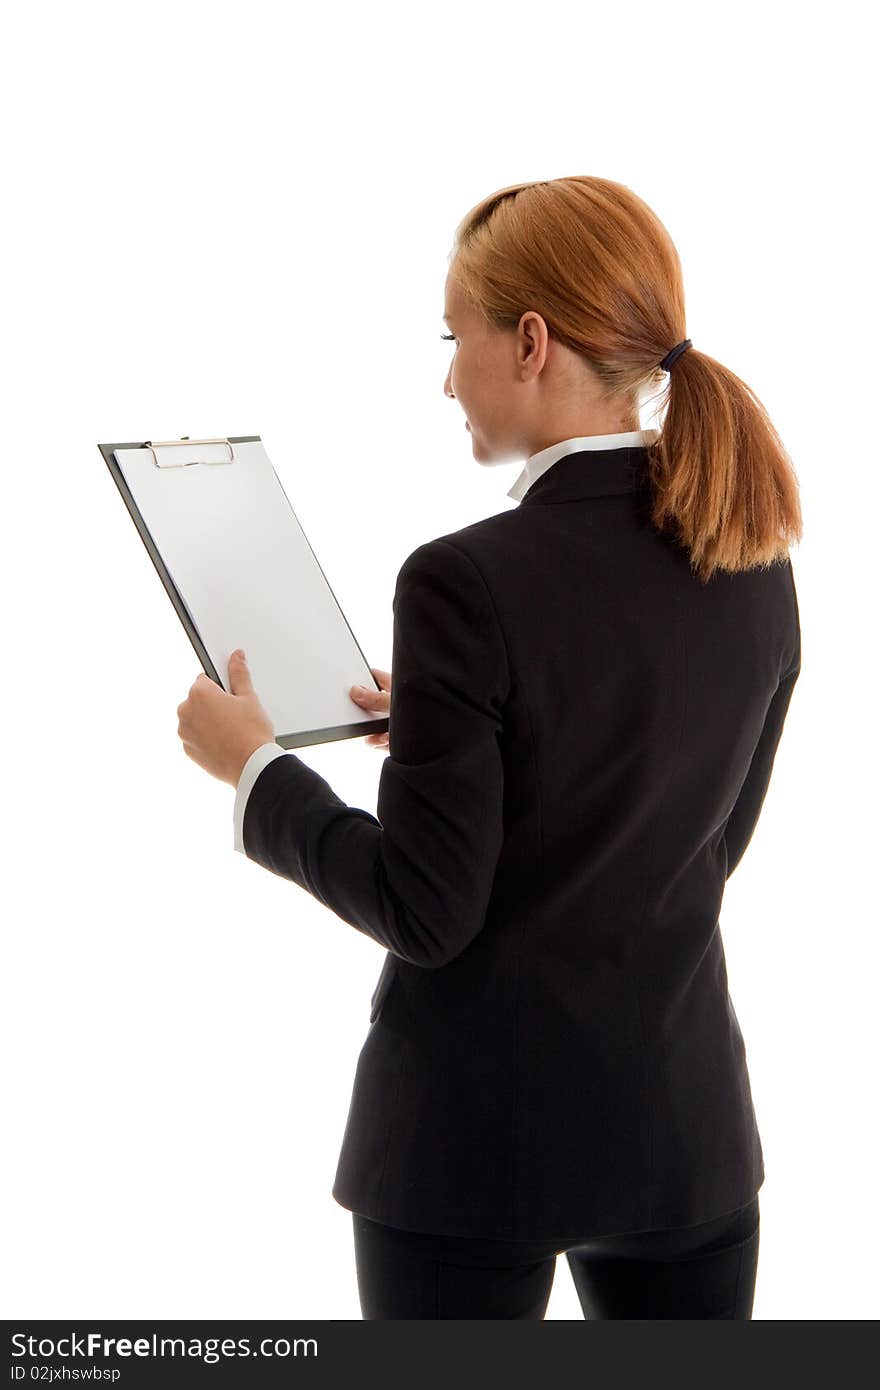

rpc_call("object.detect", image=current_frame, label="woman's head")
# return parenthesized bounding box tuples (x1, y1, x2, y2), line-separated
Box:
(443, 270, 642, 464)
(445, 176, 802, 580)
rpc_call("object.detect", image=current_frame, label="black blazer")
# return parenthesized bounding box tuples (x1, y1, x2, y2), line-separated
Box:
(242, 443, 801, 1241)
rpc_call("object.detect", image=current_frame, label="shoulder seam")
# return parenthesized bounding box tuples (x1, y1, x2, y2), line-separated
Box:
(432, 537, 513, 702)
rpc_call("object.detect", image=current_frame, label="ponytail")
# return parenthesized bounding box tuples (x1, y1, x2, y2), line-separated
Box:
(644, 346, 803, 582)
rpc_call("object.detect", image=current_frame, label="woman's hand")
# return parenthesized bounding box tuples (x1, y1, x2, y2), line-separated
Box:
(177, 650, 276, 787)
(349, 667, 391, 748)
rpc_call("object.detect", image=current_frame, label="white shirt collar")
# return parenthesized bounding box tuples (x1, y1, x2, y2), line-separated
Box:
(507, 429, 660, 502)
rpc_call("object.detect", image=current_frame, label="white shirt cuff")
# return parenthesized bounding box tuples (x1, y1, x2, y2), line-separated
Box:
(233, 742, 290, 854)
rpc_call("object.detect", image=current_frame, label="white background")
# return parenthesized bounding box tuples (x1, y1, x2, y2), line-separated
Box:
(3, 0, 877, 1321)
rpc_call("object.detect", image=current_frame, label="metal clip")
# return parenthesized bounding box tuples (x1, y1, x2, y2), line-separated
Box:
(144, 437, 236, 468)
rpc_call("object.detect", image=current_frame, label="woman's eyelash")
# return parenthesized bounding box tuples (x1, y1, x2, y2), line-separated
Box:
(440, 333, 456, 341)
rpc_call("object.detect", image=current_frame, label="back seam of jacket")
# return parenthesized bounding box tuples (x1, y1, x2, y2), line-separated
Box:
(632, 608, 690, 1224)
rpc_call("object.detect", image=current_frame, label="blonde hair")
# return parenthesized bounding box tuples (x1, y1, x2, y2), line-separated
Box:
(449, 176, 803, 583)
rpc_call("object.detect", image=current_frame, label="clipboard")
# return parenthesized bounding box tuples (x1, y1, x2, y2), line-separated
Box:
(98, 435, 389, 750)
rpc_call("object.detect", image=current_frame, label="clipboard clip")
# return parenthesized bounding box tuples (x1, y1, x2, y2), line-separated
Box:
(144, 437, 236, 469)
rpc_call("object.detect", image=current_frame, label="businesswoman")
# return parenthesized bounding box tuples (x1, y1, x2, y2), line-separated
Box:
(177, 175, 803, 1318)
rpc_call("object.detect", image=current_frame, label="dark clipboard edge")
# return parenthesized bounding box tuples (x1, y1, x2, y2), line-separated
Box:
(97, 437, 389, 750)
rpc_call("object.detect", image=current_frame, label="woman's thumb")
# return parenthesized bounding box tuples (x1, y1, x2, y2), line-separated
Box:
(350, 679, 390, 708)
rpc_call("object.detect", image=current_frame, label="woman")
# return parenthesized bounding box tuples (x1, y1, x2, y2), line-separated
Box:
(180, 175, 802, 1318)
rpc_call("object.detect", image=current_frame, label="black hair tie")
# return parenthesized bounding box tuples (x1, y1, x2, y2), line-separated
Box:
(659, 338, 692, 372)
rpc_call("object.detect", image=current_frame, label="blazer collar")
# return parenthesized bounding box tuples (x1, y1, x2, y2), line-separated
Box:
(517, 445, 653, 506)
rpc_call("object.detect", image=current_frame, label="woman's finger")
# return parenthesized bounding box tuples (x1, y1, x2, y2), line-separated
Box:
(350, 667, 391, 745)
(369, 667, 392, 692)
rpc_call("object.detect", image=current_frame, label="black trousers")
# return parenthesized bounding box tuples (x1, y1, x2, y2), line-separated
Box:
(352, 1197, 760, 1319)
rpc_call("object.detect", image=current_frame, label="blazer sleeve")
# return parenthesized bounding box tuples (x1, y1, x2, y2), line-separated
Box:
(723, 653, 801, 879)
(240, 537, 510, 968)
